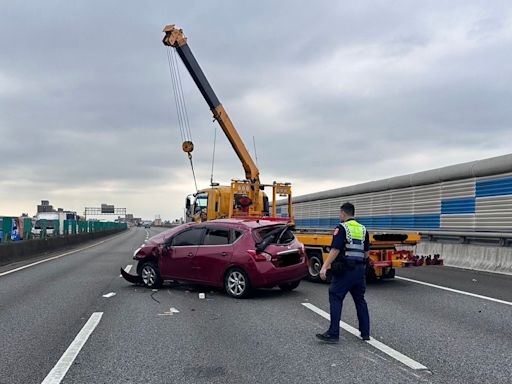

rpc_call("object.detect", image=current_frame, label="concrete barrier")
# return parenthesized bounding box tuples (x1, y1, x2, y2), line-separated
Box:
(0, 229, 127, 267)
(415, 241, 512, 275)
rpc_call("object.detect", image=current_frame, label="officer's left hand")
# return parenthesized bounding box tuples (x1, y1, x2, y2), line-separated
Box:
(320, 265, 330, 281)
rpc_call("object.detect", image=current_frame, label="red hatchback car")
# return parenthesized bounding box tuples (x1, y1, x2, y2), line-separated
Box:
(123, 219, 308, 298)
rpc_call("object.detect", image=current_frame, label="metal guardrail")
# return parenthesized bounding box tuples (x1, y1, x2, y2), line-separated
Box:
(417, 230, 512, 247)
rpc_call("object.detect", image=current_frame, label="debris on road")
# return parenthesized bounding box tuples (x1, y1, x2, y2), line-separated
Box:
(158, 307, 180, 316)
(120, 267, 142, 285)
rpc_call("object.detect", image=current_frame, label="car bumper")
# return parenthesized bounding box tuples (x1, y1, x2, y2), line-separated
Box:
(249, 260, 308, 288)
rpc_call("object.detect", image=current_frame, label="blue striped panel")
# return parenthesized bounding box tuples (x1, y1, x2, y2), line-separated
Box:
(357, 217, 372, 227)
(294, 219, 305, 227)
(414, 215, 441, 229)
(373, 216, 392, 227)
(476, 177, 512, 197)
(295, 215, 441, 230)
(441, 198, 475, 214)
(392, 216, 415, 227)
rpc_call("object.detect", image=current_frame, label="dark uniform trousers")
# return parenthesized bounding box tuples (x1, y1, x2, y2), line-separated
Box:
(328, 263, 370, 338)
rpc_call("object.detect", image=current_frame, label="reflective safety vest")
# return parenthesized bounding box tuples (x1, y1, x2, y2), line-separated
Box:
(340, 219, 367, 261)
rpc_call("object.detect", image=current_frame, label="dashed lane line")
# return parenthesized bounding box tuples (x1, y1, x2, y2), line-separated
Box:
(41, 312, 103, 384)
(302, 303, 428, 371)
(395, 276, 512, 306)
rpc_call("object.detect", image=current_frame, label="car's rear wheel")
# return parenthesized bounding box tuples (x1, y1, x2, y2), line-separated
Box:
(140, 261, 162, 288)
(225, 268, 251, 298)
(278, 280, 301, 291)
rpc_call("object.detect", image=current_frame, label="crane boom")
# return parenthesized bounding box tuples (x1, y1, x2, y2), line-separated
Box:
(163, 24, 260, 182)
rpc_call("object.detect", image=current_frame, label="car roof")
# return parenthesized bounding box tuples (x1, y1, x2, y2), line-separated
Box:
(148, 219, 289, 243)
(202, 218, 290, 229)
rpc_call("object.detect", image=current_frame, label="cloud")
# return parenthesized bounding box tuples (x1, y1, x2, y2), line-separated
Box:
(1, 0, 511, 219)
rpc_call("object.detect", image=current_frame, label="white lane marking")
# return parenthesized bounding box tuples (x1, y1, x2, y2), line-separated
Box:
(0, 231, 129, 278)
(395, 276, 512, 307)
(102, 292, 116, 298)
(302, 303, 428, 371)
(41, 312, 103, 384)
(119, 264, 133, 277)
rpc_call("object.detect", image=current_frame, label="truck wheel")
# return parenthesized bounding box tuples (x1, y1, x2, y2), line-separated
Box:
(366, 265, 378, 282)
(383, 267, 395, 279)
(307, 252, 323, 282)
(140, 262, 162, 288)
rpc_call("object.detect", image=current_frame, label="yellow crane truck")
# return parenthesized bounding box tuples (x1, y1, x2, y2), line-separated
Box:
(162, 24, 419, 281)
(295, 230, 420, 281)
(162, 24, 293, 223)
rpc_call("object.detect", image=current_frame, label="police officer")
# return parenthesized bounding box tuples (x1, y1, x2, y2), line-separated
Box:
(316, 202, 370, 343)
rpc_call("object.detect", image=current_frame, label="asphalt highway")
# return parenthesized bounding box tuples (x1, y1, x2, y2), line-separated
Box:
(0, 227, 510, 384)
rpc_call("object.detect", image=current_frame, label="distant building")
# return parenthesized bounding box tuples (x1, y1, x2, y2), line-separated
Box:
(35, 200, 76, 220)
(37, 200, 54, 213)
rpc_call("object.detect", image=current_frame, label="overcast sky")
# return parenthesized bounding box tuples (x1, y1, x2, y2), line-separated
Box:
(1, 1, 511, 220)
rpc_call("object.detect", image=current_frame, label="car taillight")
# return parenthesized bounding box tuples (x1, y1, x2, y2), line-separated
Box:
(247, 249, 271, 262)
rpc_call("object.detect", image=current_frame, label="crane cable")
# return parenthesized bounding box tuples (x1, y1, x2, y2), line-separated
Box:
(210, 124, 217, 186)
(166, 47, 198, 192)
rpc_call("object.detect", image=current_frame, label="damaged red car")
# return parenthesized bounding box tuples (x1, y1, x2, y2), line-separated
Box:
(121, 219, 308, 298)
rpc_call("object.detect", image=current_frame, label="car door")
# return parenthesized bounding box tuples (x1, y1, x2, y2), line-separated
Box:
(160, 227, 205, 280)
(191, 226, 234, 284)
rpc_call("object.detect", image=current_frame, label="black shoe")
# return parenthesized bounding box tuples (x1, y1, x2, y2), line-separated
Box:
(361, 335, 370, 341)
(315, 332, 339, 343)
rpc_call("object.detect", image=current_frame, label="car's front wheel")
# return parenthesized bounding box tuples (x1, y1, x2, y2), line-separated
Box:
(224, 268, 251, 298)
(139, 261, 162, 288)
(278, 280, 301, 291)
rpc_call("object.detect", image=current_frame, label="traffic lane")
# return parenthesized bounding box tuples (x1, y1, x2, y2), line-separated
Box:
(63, 281, 431, 384)
(300, 278, 512, 384)
(0, 229, 131, 275)
(0, 228, 145, 384)
(145, 226, 172, 240)
(397, 265, 512, 302)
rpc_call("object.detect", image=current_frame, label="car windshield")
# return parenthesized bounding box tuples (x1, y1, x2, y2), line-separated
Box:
(195, 193, 208, 210)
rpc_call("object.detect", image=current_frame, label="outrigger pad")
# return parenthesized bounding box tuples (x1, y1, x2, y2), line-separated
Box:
(120, 267, 142, 285)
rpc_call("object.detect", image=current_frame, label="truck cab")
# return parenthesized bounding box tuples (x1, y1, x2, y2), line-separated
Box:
(184, 182, 277, 223)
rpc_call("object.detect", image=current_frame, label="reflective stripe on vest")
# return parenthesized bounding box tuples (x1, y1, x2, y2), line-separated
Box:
(341, 220, 367, 260)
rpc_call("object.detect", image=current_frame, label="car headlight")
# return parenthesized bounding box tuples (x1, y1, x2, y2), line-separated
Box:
(133, 247, 141, 257)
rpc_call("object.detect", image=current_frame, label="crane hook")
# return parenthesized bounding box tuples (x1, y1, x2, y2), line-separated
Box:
(182, 140, 194, 153)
